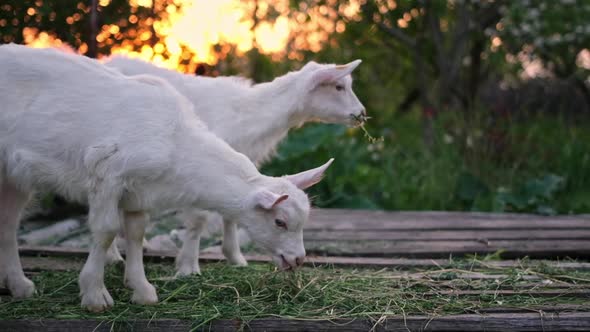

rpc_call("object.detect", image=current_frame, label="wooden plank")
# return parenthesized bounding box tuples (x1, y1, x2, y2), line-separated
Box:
(3, 281, 581, 298)
(25, 256, 548, 282)
(8, 255, 587, 293)
(304, 229, 590, 241)
(304, 239, 590, 258)
(20, 256, 83, 271)
(304, 256, 590, 270)
(307, 209, 590, 231)
(3, 312, 590, 332)
(480, 303, 590, 312)
(477, 304, 590, 313)
(423, 289, 590, 298)
(18, 245, 590, 269)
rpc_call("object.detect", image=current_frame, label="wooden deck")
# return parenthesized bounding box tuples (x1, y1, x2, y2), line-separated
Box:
(3, 209, 590, 331)
(304, 209, 590, 258)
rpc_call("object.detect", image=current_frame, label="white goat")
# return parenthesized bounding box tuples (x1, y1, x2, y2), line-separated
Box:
(105, 56, 365, 275)
(0, 44, 333, 311)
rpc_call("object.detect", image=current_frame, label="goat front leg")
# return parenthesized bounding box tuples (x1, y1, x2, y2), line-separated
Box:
(222, 220, 247, 266)
(175, 209, 207, 277)
(79, 184, 121, 312)
(123, 211, 157, 304)
(0, 181, 35, 299)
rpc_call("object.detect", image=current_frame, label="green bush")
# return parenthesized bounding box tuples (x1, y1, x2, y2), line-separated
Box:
(262, 112, 590, 214)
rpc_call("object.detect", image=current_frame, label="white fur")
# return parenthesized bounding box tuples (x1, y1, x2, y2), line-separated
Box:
(105, 56, 364, 275)
(0, 44, 332, 311)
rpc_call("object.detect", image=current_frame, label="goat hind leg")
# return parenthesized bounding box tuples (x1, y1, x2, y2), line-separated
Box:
(124, 211, 157, 304)
(79, 183, 122, 312)
(105, 236, 125, 265)
(222, 220, 247, 267)
(175, 209, 207, 277)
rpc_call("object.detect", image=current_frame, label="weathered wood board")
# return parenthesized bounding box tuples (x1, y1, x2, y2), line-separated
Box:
(3, 313, 590, 332)
(302, 209, 590, 258)
(16, 245, 590, 270)
(18, 209, 590, 258)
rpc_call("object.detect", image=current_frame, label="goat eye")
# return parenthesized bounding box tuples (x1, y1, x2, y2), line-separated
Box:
(275, 219, 287, 229)
(335, 85, 344, 91)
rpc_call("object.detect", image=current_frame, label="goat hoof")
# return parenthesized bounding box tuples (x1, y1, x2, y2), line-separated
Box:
(81, 287, 114, 312)
(175, 263, 201, 278)
(105, 248, 125, 265)
(227, 254, 248, 267)
(8, 276, 36, 299)
(131, 283, 158, 305)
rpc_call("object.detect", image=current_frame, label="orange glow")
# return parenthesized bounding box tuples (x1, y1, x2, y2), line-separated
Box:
(23, 27, 75, 53)
(22, 1, 360, 72)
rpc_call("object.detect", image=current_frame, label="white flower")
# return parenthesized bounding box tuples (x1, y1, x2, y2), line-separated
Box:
(443, 134, 454, 144)
(521, 23, 531, 33)
(527, 8, 540, 18)
(462, 56, 472, 66)
(549, 34, 563, 43)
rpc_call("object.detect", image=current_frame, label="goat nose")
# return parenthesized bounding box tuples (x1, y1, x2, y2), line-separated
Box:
(295, 256, 305, 267)
(361, 108, 367, 117)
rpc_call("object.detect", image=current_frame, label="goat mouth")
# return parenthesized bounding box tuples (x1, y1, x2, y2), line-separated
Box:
(350, 113, 370, 126)
(279, 254, 295, 271)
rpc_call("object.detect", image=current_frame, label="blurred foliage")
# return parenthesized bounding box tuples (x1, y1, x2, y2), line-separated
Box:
(499, 0, 590, 79)
(262, 112, 590, 214)
(261, 0, 590, 214)
(2, 0, 589, 215)
(0, 0, 162, 55)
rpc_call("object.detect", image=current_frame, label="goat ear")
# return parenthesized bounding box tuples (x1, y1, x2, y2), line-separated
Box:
(285, 158, 334, 190)
(252, 190, 289, 210)
(309, 60, 362, 88)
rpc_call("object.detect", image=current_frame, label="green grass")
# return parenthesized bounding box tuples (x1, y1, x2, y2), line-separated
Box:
(2, 259, 589, 323)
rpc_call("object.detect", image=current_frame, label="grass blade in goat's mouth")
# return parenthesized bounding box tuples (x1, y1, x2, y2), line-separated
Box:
(350, 113, 384, 143)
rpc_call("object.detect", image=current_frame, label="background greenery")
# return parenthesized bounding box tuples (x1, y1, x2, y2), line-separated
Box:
(2, 0, 589, 214)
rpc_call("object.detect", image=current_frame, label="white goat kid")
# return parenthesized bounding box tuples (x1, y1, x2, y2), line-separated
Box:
(105, 56, 366, 275)
(0, 44, 333, 311)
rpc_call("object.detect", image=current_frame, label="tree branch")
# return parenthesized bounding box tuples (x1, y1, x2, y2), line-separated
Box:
(377, 22, 416, 48)
(448, 2, 470, 74)
(422, 0, 446, 72)
(475, 0, 505, 30)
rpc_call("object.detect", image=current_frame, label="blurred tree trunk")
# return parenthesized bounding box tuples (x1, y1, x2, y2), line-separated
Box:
(248, 0, 262, 81)
(366, 0, 504, 146)
(88, 0, 98, 58)
(415, 36, 435, 147)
